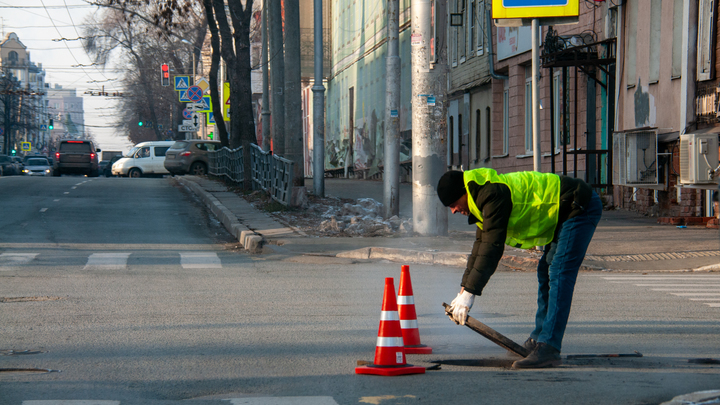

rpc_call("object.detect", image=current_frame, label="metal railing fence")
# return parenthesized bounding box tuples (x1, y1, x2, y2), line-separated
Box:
(208, 146, 244, 187)
(249, 144, 294, 206)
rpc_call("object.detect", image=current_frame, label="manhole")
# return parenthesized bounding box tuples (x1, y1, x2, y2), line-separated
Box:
(0, 350, 46, 356)
(0, 296, 65, 303)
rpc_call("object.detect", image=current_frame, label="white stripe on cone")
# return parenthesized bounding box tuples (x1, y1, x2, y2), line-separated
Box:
(397, 295, 415, 305)
(376, 336, 405, 347)
(400, 319, 418, 329)
(380, 311, 400, 321)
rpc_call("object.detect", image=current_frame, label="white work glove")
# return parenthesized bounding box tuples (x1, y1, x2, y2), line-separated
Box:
(448, 290, 475, 325)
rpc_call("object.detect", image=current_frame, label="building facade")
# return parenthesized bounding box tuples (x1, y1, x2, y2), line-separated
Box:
(46, 84, 86, 150)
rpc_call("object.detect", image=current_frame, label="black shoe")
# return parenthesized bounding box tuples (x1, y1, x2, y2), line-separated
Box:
(508, 337, 537, 357)
(512, 342, 562, 369)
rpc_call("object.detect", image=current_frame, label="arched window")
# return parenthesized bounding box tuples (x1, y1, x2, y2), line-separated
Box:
(8, 51, 18, 63)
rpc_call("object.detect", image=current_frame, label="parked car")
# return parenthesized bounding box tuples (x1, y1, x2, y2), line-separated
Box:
(21, 157, 52, 176)
(164, 140, 221, 176)
(53, 139, 101, 177)
(98, 160, 109, 174)
(112, 141, 174, 178)
(0, 155, 20, 176)
(104, 155, 124, 177)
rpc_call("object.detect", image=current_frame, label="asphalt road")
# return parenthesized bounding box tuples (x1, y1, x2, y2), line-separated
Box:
(1, 176, 719, 405)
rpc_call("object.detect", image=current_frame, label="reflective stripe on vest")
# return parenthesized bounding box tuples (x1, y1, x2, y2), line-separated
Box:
(463, 168, 560, 249)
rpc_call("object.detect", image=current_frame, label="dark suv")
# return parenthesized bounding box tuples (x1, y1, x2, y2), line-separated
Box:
(164, 140, 220, 176)
(53, 139, 101, 177)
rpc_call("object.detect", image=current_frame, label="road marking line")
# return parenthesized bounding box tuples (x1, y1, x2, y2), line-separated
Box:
(39, 208, 48, 212)
(0, 253, 38, 267)
(75, 183, 83, 186)
(53, 199, 60, 202)
(84, 253, 131, 270)
(71, 186, 77, 189)
(225, 397, 339, 405)
(705, 303, 720, 307)
(23, 401, 120, 405)
(688, 298, 720, 301)
(651, 288, 720, 291)
(63, 192, 69, 194)
(669, 293, 720, 296)
(631, 284, 720, 287)
(180, 252, 222, 269)
(603, 277, 720, 281)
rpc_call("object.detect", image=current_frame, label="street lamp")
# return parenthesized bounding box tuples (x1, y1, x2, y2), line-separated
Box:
(181, 39, 199, 86)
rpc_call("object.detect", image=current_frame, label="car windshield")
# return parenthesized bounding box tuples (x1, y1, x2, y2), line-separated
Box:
(171, 141, 189, 150)
(27, 158, 49, 166)
(125, 147, 139, 157)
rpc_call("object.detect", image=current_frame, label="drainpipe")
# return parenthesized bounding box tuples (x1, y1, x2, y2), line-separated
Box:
(487, 8, 508, 81)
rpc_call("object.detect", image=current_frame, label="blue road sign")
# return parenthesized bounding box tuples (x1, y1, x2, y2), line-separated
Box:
(182, 109, 193, 120)
(207, 112, 216, 125)
(179, 90, 191, 102)
(174, 76, 190, 91)
(187, 86, 203, 102)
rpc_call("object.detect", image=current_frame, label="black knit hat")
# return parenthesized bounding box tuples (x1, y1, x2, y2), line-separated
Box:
(437, 170, 466, 206)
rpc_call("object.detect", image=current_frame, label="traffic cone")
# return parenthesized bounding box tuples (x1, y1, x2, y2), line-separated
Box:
(397, 265, 432, 354)
(355, 277, 425, 376)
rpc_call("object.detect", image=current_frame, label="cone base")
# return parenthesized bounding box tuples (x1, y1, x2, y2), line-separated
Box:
(404, 345, 433, 355)
(355, 364, 426, 376)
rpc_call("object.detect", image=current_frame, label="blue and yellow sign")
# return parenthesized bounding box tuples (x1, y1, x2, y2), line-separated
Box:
(492, 0, 578, 19)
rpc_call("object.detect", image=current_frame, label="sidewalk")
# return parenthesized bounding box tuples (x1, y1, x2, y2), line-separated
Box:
(175, 176, 720, 272)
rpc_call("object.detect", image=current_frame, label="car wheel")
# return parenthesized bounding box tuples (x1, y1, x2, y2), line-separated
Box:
(190, 162, 207, 176)
(128, 168, 142, 178)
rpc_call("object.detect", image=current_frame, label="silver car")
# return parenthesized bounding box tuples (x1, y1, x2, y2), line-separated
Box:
(164, 140, 221, 176)
(22, 157, 53, 176)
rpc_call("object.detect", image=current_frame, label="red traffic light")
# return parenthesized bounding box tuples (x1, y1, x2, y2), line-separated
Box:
(161, 63, 170, 86)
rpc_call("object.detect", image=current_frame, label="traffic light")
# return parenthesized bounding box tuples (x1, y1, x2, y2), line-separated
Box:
(48, 119, 54, 130)
(11, 149, 16, 156)
(208, 132, 214, 140)
(138, 121, 143, 126)
(161, 63, 170, 86)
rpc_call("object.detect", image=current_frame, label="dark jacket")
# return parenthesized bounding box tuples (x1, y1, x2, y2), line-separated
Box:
(461, 175, 593, 295)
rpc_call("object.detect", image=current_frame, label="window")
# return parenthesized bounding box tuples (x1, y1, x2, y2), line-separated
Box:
(525, 67, 533, 153)
(627, 0, 638, 86)
(137, 147, 151, 158)
(476, 0, 485, 56)
(458, 113, 464, 168)
(451, 1, 458, 67)
(503, 80, 509, 156)
(470, 1, 476, 56)
(459, 0, 466, 63)
(698, 0, 715, 81)
(671, 0, 683, 78)
(155, 147, 169, 157)
(448, 116, 455, 166)
(8, 51, 18, 63)
(649, 0, 662, 83)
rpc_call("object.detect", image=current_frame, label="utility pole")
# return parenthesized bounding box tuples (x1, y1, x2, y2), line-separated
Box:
(261, 0, 271, 151)
(411, 0, 448, 236)
(284, 0, 304, 186)
(269, 0, 285, 154)
(384, 0, 401, 218)
(531, 19, 541, 172)
(313, 0, 326, 197)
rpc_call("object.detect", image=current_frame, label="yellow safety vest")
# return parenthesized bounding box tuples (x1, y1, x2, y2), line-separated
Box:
(464, 168, 560, 249)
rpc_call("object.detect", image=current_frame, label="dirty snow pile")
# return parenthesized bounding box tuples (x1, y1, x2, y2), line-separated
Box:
(317, 198, 413, 237)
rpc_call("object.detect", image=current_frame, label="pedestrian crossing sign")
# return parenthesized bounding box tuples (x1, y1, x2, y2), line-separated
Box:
(199, 95, 212, 112)
(207, 112, 216, 125)
(174, 76, 190, 91)
(179, 90, 191, 102)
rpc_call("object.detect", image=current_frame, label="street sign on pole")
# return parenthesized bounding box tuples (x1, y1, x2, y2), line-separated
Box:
(21, 142, 31, 151)
(174, 76, 190, 91)
(491, 0, 579, 19)
(186, 103, 204, 112)
(182, 109, 193, 120)
(187, 85, 203, 102)
(179, 124, 198, 132)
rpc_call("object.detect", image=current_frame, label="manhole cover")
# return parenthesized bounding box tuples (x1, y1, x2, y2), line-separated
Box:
(0, 296, 65, 303)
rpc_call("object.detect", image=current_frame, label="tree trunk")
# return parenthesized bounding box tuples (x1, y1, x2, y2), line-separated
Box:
(203, 0, 229, 147)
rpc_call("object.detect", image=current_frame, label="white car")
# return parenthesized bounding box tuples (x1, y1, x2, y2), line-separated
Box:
(112, 141, 175, 178)
(22, 157, 53, 176)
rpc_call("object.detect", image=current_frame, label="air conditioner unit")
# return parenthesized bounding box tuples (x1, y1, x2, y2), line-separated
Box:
(679, 133, 719, 184)
(613, 131, 658, 186)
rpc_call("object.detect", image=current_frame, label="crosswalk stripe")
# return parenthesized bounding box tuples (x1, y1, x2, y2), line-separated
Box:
(603, 277, 720, 280)
(630, 284, 720, 287)
(688, 298, 720, 301)
(225, 397, 339, 405)
(0, 253, 38, 268)
(705, 303, 720, 307)
(84, 253, 131, 270)
(669, 293, 720, 296)
(651, 288, 720, 291)
(23, 401, 120, 405)
(180, 252, 222, 269)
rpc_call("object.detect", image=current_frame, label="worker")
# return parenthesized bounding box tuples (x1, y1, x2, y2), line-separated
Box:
(437, 168, 602, 369)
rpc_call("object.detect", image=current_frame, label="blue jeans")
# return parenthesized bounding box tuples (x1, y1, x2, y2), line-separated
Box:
(530, 192, 602, 351)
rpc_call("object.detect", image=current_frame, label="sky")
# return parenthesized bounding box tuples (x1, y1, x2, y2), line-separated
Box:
(2, 0, 133, 153)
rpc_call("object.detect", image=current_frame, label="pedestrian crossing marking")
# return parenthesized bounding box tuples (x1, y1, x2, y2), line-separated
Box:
(180, 252, 222, 269)
(23, 401, 120, 405)
(84, 253, 131, 270)
(224, 397, 339, 405)
(0, 253, 38, 267)
(603, 275, 720, 309)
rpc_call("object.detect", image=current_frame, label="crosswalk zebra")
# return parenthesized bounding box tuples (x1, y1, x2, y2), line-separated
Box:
(19, 397, 339, 405)
(0, 252, 226, 270)
(602, 274, 720, 308)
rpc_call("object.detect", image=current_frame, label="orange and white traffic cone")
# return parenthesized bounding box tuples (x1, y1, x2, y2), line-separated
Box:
(355, 277, 425, 376)
(397, 265, 432, 354)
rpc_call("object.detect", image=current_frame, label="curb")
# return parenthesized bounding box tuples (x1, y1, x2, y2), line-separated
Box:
(336, 247, 543, 270)
(176, 177, 264, 253)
